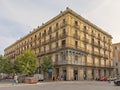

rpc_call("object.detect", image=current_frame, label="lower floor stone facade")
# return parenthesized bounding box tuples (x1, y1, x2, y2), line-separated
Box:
(38, 49, 113, 80)
(51, 65, 113, 81)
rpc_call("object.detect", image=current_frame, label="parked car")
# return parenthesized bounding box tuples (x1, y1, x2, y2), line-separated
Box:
(100, 77, 108, 81)
(110, 77, 118, 81)
(114, 79, 120, 86)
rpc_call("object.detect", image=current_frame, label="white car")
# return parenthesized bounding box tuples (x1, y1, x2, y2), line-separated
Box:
(110, 77, 118, 81)
(34, 74, 44, 81)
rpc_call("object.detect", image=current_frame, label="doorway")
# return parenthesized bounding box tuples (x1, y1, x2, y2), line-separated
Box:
(74, 68, 78, 80)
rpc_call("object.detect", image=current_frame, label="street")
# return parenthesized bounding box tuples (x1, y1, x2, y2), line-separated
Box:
(0, 81, 120, 90)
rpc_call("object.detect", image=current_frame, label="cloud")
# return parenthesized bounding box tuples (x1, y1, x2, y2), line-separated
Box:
(83, 0, 120, 43)
(0, 0, 120, 55)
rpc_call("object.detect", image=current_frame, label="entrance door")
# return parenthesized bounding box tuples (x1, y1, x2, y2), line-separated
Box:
(56, 68, 59, 77)
(63, 70, 67, 80)
(74, 68, 78, 80)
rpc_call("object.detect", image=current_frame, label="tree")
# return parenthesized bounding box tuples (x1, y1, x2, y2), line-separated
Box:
(15, 49, 38, 75)
(41, 55, 54, 79)
(0, 55, 13, 74)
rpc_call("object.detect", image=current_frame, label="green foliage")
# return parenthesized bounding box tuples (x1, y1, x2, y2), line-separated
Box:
(41, 55, 54, 73)
(15, 49, 38, 75)
(0, 55, 14, 74)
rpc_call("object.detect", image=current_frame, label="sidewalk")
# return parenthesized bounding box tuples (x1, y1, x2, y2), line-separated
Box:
(0, 80, 115, 87)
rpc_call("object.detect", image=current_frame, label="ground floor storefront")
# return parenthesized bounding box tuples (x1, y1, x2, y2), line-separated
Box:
(52, 65, 113, 81)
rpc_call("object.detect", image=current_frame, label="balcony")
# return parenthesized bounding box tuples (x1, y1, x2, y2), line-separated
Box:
(41, 33, 68, 46)
(54, 60, 85, 65)
(38, 44, 89, 56)
(104, 54, 108, 59)
(87, 63, 93, 66)
(91, 33, 95, 37)
(104, 46, 108, 50)
(60, 33, 68, 39)
(83, 29, 88, 34)
(91, 42, 98, 47)
(91, 51, 99, 57)
(97, 36, 101, 40)
(103, 39, 106, 42)
(98, 44, 102, 48)
(60, 22, 67, 28)
(73, 25, 80, 29)
(82, 37, 89, 43)
(54, 26, 59, 31)
(73, 34, 80, 40)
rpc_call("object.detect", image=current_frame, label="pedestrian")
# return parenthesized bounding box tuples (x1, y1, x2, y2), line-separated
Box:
(13, 74, 18, 85)
(53, 76, 55, 81)
(108, 76, 111, 83)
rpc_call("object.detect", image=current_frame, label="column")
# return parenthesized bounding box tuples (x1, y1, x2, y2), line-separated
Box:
(79, 67, 84, 80)
(66, 66, 73, 80)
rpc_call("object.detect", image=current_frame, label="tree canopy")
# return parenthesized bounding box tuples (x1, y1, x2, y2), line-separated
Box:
(15, 49, 38, 75)
(41, 55, 54, 73)
(0, 55, 13, 74)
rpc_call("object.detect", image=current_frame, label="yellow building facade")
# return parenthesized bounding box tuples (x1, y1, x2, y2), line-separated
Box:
(113, 43, 120, 76)
(4, 8, 113, 80)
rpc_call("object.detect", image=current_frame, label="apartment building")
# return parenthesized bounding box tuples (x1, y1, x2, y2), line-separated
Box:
(113, 43, 120, 76)
(4, 8, 113, 80)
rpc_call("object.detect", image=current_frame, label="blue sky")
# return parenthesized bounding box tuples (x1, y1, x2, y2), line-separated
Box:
(0, 0, 120, 55)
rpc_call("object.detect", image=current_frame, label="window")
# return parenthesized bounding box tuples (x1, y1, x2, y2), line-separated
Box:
(56, 23, 58, 27)
(75, 30, 78, 35)
(103, 36, 105, 39)
(35, 35, 37, 38)
(44, 30, 46, 35)
(48, 27, 52, 34)
(75, 21, 78, 26)
(62, 40, 66, 46)
(56, 32, 58, 38)
(63, 54, 66, 60)
(75, 55, 78, 63)
(63, 19, 66, 24)
(44, 46, 46, 52)
(55, 54, 58, 63)
(63, 29, 66, 34)
(56, 42, 58, 48)
(39, 40, 41, 45)
(98, 34, 100, 37)
(92, 38, 94, 43)
(91, 30, 93, 33)
(31, 44, 32, 47)
(98, 41, 100, 45)
(39, 32, 41, 38)
(49, 35, 52, 40)
(75, 41, 78, 48)
(49, 44, 51, 50)
(34, 35, 37, 40)
(83, 26, 86, 30)
(39, 48, 41, 53)
(31, 37, 32, 40)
